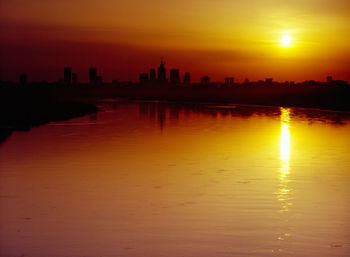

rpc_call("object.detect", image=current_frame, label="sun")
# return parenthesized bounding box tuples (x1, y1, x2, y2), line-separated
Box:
(281, 35, 292, 47)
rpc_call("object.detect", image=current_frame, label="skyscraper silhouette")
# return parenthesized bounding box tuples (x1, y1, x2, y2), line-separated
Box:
(150, 68, 156, 82)
(89, 67, 97, 84)
(64, 67, 72, 84)
(170, 69, 180, 84)
(157, 58, 166, 82)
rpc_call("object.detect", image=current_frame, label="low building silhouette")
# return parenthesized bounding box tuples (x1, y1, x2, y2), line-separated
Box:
(140, 73, 149, 83)
(19, 73, 27, 84)
(96, 76, 103, 84)
(265, 78, 273, 84)
(201, 76, 210, 85)
(72, 73, 77, 84)
(183, 73, 191, 85)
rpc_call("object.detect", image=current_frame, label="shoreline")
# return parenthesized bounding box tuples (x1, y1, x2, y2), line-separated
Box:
(0, 101, 98, 143)
(1, 81, 350, 142)
(125, 97, 350, 114)
(2, 97, 350, 144)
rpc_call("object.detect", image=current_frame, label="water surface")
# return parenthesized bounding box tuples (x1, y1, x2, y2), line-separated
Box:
(1, 102, 350, 257)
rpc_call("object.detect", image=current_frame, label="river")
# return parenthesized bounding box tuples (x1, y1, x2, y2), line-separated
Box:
(1, 101, 349, 257)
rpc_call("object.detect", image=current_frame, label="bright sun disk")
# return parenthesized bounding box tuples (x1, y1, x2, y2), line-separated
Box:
(281, 35, 292, 47)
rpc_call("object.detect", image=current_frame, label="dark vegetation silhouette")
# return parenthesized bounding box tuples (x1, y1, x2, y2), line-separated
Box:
(0, 83, 97, 142)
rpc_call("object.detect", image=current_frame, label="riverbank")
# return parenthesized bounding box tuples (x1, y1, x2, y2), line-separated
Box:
(0, 101, 98, 143)
(2, 81, 350, 111)
(113, 84, 350, 112)
(1, 81, 349, 142)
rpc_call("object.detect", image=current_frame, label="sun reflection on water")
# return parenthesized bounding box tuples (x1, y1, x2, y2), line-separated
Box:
(275, 107, 294, 245)
(278, 107, 292, 213)
(280, 108, 291, 165)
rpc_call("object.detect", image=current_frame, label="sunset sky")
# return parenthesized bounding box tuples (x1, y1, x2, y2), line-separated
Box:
(1, 0, 349, 83)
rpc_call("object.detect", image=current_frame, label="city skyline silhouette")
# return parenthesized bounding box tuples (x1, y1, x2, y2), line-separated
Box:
(4, 58, 348, 85)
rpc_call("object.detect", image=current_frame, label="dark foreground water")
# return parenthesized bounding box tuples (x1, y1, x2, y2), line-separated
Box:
(1, 101, 350, 257)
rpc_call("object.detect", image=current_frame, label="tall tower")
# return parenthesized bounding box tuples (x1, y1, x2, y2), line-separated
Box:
(89, 67, 97, 83)
(157, 58, 166, 81)
(64, 67, 72, 84)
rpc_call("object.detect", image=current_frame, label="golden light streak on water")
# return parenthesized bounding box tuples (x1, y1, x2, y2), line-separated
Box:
(276, 107, 293, 245)
(280, 108, 291, 165)
(276, 107, 293, 246)
(278, 107, 292, 212)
